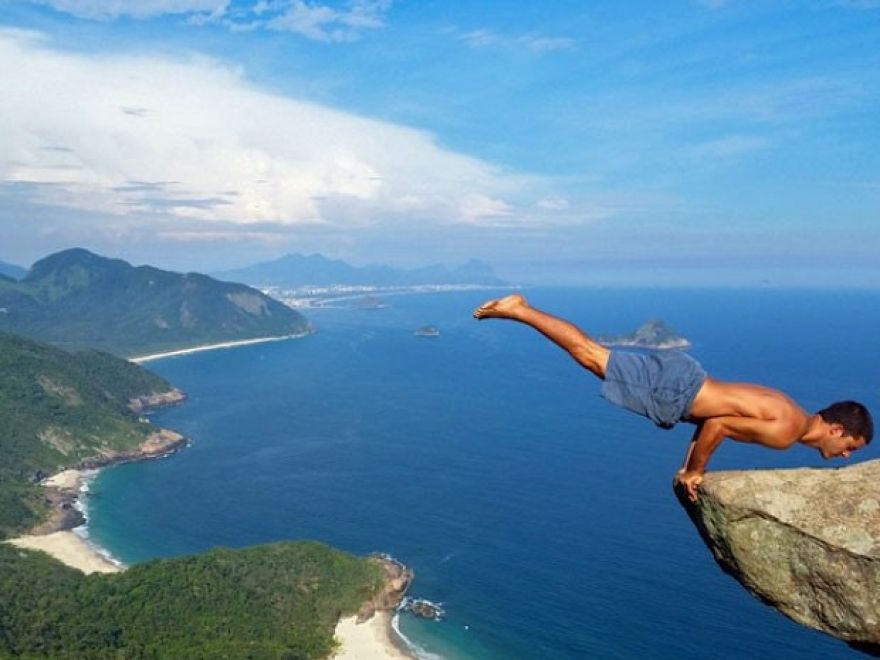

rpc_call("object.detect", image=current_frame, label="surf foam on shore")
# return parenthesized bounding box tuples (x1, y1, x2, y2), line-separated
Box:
(129, 331, 310, 364)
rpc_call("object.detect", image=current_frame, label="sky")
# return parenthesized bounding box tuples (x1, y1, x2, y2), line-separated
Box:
(0, 0, 878, 285)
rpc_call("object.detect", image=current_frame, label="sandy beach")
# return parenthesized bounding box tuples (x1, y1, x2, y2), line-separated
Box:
(334, 613, 413, 660)
(6, 466, 412, 660)
(129, 331, 310, 364)
(4, 468, 121, 574)
(7, 532, 121, 574)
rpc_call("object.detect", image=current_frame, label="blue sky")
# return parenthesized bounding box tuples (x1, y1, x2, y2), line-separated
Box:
(0, 0, 878, 285)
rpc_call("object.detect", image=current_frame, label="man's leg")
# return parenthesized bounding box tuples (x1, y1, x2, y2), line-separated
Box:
(474, 293, 610, 378)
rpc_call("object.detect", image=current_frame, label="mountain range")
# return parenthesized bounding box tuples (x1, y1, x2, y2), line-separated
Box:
(213, 253, 506, 287)
(0, 259, 26, 280)
(0, 249, 309, 356)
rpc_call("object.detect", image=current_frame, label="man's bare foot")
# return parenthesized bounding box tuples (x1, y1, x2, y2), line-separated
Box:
(473, 293, 529, 320)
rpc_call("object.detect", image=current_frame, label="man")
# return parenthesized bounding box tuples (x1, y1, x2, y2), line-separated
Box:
(473, 293, 873, 502)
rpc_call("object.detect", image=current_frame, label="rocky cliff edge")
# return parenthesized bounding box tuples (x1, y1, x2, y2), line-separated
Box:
(675, 460, 880, 655)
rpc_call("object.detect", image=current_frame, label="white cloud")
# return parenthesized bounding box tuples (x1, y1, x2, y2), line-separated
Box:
(536, 197, 570, 211)
(265, 0, 391, 41)
(0, 29, 548, 231)
(458, 194, 514, 223)
(458, 29, 499, 48)
(458, 28, 576, 53)
(27, 0, 228, 20)
(24, 1, 394, 41)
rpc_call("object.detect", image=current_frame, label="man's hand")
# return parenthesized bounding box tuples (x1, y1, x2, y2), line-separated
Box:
(676, 468, 704, 503)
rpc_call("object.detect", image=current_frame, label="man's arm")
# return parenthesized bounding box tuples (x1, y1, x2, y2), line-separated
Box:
(678, 416, 798, 502)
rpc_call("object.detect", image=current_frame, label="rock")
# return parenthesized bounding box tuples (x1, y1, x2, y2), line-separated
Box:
(675, 460, 880, 654)
(402, 597, 445, 620)
(355, 554, 413, 623)
(77, 429, 187, 470)
(127, 388, 187, 414)
(30, 488, 85, 534)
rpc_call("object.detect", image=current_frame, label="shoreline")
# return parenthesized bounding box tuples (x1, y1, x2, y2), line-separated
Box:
(129, 330, 311, 364)
(4, 424, 188, 570)
(6, 421, 419, 660)
(6, 469, 417, 659)
(4, 468, 124, 574)
(334, 612, 415, 660)
(7, 530, 122, 574)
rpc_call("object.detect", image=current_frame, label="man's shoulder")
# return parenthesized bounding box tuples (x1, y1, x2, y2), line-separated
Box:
(772, 401, 809, 440)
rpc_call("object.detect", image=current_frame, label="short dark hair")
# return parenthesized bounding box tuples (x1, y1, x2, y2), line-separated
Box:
(817, 401, 874, 445)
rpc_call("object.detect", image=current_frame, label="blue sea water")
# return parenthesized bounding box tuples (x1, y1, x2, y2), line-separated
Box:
(86, 288, 877, 659)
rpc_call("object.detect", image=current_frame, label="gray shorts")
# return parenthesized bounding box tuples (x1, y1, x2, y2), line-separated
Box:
(601, 350, 707, 429)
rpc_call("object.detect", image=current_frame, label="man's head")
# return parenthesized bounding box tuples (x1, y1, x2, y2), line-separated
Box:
(815, 400, 873, 459)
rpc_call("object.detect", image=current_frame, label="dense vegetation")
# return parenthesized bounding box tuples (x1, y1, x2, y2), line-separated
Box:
(0, 541, 384, 658)
(0, 332, 172, 538)
(0, 248, 309, 356)
(0, 332, 389, 658)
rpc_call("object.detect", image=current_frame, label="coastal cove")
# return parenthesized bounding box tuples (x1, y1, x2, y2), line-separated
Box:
(0, 343, 415, 660)
(7, 474, 413, 660)
(82, 288, 877, 659)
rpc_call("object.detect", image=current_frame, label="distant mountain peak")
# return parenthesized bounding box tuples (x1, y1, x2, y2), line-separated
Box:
(1, 249, 310, 356)
(0, 259, 28, 281)
(25, 247, 129, 283)
(213, 252, 505, 287)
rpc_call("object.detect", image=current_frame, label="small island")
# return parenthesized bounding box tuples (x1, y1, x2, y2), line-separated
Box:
(596, 319, 690, 350)
(414, 325, 440, 337)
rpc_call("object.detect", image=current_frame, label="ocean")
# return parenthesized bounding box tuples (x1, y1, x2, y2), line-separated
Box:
(85, 288, 876, 659)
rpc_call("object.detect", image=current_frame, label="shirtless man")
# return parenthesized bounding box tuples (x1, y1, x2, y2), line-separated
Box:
(473, 294, 873, 502)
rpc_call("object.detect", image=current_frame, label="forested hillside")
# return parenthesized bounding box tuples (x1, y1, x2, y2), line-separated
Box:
(0, 332, 176, 537)
(0, 541, 384, 658)
(0, 248, 310, 356)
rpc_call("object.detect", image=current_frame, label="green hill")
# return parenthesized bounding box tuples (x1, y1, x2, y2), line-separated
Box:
(0, 541, 385, 659)
(0, 332, 179, 538)
(0, 332, 404, 659)
(0, 248, 310, 356)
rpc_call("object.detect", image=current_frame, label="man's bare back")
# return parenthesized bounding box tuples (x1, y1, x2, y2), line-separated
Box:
(474, 293, 873, 501)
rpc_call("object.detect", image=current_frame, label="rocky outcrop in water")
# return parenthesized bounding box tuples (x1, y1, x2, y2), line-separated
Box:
(675, 460, 880, 654)
(401, 597, 445, 620)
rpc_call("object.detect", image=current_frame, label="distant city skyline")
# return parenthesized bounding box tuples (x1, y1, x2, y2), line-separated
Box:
(1, 1, 878, 286)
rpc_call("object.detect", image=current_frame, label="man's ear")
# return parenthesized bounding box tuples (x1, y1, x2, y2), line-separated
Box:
(830, 422, 845, 437)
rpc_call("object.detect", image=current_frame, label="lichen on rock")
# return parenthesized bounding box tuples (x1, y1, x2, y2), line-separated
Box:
(675, 460, 880, 654)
